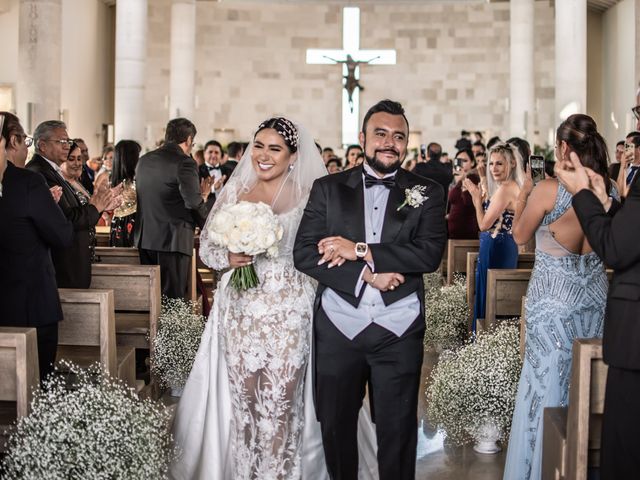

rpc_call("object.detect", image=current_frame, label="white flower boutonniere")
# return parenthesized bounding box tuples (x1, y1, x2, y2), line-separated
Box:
(397, 185, 428, 211)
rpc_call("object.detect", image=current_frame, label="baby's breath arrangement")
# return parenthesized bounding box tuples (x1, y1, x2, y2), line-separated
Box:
(152, 297, 206, 391)
(426, 321, 522, 445)
(424, 275, 469, 351)
(0, 361, 175, 479)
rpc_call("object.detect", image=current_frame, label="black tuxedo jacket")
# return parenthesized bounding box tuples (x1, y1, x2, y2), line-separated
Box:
(135, 143, 210, 256)
(573, 176, 640, 370)
(294, 166, 447, 315)
(26, 154, 101, 288)
(198, 161, 236, 181)
(0, 162, 73, 327)
(413, 160, 453, 206)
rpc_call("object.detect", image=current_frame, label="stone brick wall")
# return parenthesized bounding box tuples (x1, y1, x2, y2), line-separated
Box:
(144, 1, 556, 154)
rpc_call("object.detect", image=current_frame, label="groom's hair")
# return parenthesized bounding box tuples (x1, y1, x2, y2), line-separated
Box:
(361, 100, 409, 136)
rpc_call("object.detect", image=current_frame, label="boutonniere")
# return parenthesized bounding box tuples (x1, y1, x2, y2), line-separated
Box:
(397, 185, 428, 211)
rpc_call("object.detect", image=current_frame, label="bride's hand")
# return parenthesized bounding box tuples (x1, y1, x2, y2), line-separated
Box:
(317, 236, 356, 267)
(229, 252, 253, 268)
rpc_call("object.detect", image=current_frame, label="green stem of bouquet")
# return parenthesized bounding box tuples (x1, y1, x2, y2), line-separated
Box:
(231, 265, 260, 290)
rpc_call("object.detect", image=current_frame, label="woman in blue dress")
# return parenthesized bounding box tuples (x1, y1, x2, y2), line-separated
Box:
(464, 143, 524, 332)
(504, 114, 615, 479)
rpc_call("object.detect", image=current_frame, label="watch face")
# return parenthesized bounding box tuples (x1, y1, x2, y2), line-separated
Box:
(356, 243, 367, 256)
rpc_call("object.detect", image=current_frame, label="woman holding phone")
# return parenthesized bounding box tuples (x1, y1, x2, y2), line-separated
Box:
(504, 114, 618, 479)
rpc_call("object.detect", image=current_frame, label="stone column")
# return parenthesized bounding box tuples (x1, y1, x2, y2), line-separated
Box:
(555, 0, 587, 121)
(114, 0, 147, 143)
(509, 0, 535, 140)
(17, 0, 62, 132)
(169, 0, 196, 119)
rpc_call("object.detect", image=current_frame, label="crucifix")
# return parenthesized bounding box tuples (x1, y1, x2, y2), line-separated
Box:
(306, 7, 397, 147)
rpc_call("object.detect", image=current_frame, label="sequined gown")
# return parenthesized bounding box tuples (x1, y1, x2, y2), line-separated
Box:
(502, 183, 607, 480)
(473, 201, 518, 331)
(110, 179, 137, 247)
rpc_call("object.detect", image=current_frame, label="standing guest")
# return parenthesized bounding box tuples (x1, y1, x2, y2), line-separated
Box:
(608, 140, 625, 180)
(198, 139, 226, 208)
(447, 148, 480, 239)
(96, 144, 115, 181)
(192, 147, 204, 167)
(505, 114, 615, 479)
(110, 140, 141, 247)
(555, 107, 640, 480)
(0, 130, 74, 383)
(344, 144, 363, 169)
(322, 146, 335, 163)
(74, 137, 94, 194)
(472, 141, 486, 159)
(2, 112, 32, 170)
(134, 117, 212, 299)
(325, 157, 342, 174)
(413, 141, 453, 205)
(224, 141, 243, 177)
(26, 121, 116, 289)
(486, 135, 502, 151)
(294, 99, 447, 479)
(614, 131, 640, 198)
(507, 136, 531, 170)
(464, 142, 523, 331)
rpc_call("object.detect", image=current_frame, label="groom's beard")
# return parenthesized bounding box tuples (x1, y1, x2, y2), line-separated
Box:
(364, 148, 403, 175)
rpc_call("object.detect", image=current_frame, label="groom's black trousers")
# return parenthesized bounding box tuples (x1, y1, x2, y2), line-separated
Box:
(314, 307, 424, 480)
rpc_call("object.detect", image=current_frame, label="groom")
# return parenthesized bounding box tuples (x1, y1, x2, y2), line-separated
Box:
(294, 99, 447, 479)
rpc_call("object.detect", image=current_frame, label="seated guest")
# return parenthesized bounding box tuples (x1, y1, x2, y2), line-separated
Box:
(110, 140, 141, 247)
(344, 144, 363, 169)
(447, 148, 479, 239)
(414, 142, 453, 205)
(505, 114, 617, 479)
(26, 120, 117, 288)
(0, 127, 74, 382)
(464, 142, 523, 331)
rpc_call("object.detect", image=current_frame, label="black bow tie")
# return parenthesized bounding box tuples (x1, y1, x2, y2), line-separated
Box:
(207, 165, 221, 171)
(364, 172, 395, 189)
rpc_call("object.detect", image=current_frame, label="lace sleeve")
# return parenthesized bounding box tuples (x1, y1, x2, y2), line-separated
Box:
(199, 224, 230, 271)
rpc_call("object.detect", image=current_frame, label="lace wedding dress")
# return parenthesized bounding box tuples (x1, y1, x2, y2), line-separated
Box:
(170, 201, 378, 480)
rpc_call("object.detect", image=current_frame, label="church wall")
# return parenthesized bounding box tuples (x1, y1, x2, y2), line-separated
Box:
(601, 0, 637, 149)
(143, 1, 557, 154)
(0, 0, 20, 110)
(61, 0, 115, 156)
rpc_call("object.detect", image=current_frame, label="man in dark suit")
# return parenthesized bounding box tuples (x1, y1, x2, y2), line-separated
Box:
(135, 117, 212, 298)
(557, 146, 640, 479)
(294, 100, 447, 479)
(26, 120, 114, 289)
(413, 142, 453, 206)
(198, 139, 226, 210)
(0, 133, 74, 381)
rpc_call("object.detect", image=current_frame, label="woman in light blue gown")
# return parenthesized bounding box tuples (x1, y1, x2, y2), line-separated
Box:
(504, 114, 616, 479)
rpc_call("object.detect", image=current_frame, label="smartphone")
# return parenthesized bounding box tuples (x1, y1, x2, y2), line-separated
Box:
(453, 157, 463, 171)
(420, 144, 426, 160)
(529, 155, 545, 184)
(625, 142, 635, 156)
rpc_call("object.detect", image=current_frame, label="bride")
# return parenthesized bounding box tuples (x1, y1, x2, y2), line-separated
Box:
(170, 118, 377, 480)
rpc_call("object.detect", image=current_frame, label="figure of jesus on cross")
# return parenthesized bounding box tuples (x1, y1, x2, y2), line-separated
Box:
(306, 7, 396, 147)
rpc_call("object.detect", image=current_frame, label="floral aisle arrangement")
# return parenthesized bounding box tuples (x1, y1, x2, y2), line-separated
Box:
(0, 362, 175, 479)
(426, 321, 522, 448)
(207, 201, 284, 290)
(423, 275, 469, 351)
(152, 297, 206, 394)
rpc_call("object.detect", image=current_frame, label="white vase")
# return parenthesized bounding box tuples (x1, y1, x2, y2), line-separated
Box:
(473, 419, 502, 454)
(170, 386, 184, 397)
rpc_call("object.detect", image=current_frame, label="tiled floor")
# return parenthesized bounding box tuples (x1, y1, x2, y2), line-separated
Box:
(164, 349, 507, 479)
(416, 351, 506, 480)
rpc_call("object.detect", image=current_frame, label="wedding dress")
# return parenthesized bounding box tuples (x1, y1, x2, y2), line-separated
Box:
(170, 121, 378, 480)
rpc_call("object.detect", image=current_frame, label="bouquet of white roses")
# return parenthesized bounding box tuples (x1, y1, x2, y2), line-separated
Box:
(207, 201, 284, 290)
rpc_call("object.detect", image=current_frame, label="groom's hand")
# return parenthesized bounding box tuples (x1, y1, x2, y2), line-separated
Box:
(364, 270, 405, 292)
(317, 236, 357, 267)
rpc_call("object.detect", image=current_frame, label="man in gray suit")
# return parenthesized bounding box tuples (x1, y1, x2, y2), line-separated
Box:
(134, 118, 212, 298)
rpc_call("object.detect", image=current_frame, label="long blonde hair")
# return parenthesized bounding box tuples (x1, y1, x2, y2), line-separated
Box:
(486, 142, 524, 198)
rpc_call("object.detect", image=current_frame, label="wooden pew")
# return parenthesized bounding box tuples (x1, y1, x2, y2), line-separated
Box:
(446, 239, 479, 285)
(90, 264, 161, 398)
(56, 289, 135, 389)
(95, 246, 199, 304)
(484, 269, 532, 327)
(95, 225, 110, 247)
(0, 327, 40, 451)
(542, 338, 607, 480)
(466, 252, 535, 328)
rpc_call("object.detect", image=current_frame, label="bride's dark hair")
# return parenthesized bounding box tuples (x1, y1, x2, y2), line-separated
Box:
(556, 114, 611, 193)
(255, 117, 299, 153)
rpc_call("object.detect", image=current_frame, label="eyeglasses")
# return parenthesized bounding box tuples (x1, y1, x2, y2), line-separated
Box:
(46, 138, 73, 147)
(632, 106, 640, 121)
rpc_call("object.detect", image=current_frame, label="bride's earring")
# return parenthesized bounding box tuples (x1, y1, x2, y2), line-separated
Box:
(288, 164, 294, 172)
